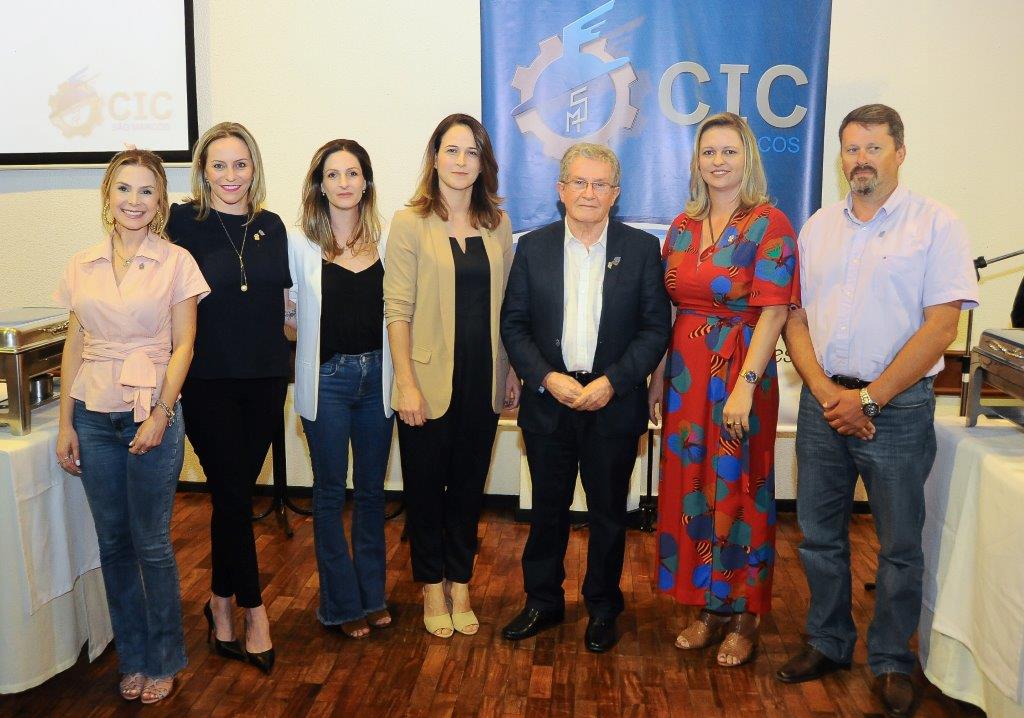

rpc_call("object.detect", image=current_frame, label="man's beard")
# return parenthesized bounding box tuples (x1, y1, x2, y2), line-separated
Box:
(849, 166, 879, 196)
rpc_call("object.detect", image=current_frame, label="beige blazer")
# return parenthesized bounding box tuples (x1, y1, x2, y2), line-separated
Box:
(383, 207, 513, 419)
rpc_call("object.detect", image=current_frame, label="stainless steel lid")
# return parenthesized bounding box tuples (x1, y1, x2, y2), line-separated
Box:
(0, 307, 69, 353)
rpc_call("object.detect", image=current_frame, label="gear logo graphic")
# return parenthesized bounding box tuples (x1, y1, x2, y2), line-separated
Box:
(48, 69, 102, 138)
(511, 0, 637, 160)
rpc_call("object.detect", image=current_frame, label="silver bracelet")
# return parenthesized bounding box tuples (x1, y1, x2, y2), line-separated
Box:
(155, 399, 176, 425)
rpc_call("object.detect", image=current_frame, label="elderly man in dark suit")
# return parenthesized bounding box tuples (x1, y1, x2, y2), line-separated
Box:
(500, 142, 671, 652)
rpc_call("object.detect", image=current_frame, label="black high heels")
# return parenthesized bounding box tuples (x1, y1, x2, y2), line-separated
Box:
(245, 647, 275, 675)
(203, 600, 246, 662)
(243, 612, 275, 675)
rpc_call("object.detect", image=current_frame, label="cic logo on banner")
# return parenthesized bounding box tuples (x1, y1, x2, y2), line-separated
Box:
(482, 0, 832, 234)
(510, 2, 638, 161)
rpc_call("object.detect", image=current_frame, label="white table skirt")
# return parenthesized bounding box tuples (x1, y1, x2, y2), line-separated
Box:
(920, 411, 1024, 716)
(0, 402, 112, 693)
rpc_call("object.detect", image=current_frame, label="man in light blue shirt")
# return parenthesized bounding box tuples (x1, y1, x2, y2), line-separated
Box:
(777, 104, 979, 717)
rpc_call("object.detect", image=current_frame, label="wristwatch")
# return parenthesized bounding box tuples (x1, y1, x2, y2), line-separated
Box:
(741, 370, 758, 384)
(859, 387, 880, 417)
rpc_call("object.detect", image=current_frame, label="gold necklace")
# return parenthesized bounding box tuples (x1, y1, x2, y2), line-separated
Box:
(214, 210, 250, 292)
(112, 235, 138, 268)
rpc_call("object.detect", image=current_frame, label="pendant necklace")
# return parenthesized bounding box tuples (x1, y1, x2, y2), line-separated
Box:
(698, 208, 738, 269)
(214, 210, 250, 292)
(111, 233, 137, 268)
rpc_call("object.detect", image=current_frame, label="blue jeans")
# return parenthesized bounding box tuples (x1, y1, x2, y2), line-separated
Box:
(795, 378, 936, 676)
(73, 400, 187, 678)
(301, 351, 394, 625)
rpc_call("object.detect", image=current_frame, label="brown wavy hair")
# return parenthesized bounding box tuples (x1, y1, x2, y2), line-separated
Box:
(408, 113, 502, 231)
(100, 149, 170, 237)
(299, 139, 382, 260)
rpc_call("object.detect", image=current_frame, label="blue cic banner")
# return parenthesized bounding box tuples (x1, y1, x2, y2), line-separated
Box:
(481, 0, 832, 232)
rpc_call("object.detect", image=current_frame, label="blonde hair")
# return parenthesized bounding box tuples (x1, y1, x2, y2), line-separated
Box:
(100, 149, 170, 237)
(684, 112, 769, 220)
(186, 121, 267, 222)
(408, 113, 503, 231)
(299, 139, 382, 260)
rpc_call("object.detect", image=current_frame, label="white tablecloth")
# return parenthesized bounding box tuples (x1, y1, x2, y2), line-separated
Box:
(0, 401, 112, 693)
(920, 411, 1024, 717)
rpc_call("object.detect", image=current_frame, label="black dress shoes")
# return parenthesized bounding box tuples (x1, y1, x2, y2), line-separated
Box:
(775, 645, 850, 683)
(584, 616, 618, 653)
(501, 607, 564, 641)
(877, 672, 916, 717)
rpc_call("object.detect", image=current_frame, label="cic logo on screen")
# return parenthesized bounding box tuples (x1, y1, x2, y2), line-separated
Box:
(48, 69, 174, 138)
(510, 0, 809, 159)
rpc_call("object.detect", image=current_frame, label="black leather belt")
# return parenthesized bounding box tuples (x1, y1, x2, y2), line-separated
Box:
(830, 374, 870, 390)
(568, 371, 596, 386)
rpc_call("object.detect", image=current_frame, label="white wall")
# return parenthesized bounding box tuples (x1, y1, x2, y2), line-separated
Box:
(2, 1, 1020, 328)
(2, 1, 1021, 497)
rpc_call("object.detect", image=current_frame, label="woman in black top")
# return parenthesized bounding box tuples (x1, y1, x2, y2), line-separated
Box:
(384, 114, 519, 637)
(166, 121, 290, 673)
(286, 140, 395, 639)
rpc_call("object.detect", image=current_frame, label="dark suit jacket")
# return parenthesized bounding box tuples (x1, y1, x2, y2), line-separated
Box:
(500, 219, 671, 437)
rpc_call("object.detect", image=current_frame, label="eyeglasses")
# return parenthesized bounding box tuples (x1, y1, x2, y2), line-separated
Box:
(562, 178, 617, 195)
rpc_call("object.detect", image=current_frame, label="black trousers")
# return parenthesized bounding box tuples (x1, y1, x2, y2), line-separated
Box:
(397, 395, 499, 584)
(180, 376, 287, 608)
(521, 409, 640, 619)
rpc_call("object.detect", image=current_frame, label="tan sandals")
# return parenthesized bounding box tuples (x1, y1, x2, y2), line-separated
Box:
(675, 610, 760, 667)
(717, 613, 759, 667)
(675, 610, 731, 649)
(140, 675, 176, 704)
(119, 672, 145, 701)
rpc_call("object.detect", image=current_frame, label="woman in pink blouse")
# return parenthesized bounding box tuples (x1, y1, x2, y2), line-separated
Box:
(54, 149, 209, 705)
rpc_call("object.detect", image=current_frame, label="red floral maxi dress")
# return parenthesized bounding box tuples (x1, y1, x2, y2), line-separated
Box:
(656, 204, 799, 615)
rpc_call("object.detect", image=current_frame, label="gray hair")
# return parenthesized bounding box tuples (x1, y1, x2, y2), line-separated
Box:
(558, 143, 621, 187)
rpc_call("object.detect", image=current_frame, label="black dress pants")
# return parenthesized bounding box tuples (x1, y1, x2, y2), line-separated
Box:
(180, 376, 287, 608)
(521, 409, 640, 619)
(397, 392, 499, 584)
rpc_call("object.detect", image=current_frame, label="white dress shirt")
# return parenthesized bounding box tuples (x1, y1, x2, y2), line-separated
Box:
(561, 221, 608, 372)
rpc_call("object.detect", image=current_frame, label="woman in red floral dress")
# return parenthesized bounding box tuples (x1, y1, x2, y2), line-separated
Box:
(649, 113, 799, 667)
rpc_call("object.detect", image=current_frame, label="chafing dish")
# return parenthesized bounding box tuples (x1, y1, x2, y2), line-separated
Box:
(965, 328, 1024, 428)
(0, 307, 68, 435)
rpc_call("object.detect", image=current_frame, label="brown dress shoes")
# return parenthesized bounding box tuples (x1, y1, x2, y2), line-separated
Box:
(775, 645, 850, 683)
(877, 672, 916, 717)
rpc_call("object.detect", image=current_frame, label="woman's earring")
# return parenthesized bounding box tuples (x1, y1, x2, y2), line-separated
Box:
(102, 203, 114, 226)
(151, 209, 164, 233)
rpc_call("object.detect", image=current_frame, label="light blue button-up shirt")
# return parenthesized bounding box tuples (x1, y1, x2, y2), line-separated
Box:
(798, 185, 979, 381)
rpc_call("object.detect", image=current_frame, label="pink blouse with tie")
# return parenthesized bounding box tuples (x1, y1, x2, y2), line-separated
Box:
(54, 232, 210, 421)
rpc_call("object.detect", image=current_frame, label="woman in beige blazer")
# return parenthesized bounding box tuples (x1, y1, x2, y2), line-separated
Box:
(384, 113, 519, 638)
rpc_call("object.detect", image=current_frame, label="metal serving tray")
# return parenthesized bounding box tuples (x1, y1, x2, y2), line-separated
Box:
(0, 307, 68, 435)
(966, 328, 1024, 428)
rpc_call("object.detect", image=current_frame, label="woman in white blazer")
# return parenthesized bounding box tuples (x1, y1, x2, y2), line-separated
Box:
(286, 139, 394, 639)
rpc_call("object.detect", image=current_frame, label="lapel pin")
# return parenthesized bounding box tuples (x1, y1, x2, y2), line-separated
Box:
(255, 229, 265, 241)
(607, 256, 621, 269)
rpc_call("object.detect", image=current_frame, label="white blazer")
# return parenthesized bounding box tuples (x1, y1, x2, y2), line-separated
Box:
(287, 230, 394, 421)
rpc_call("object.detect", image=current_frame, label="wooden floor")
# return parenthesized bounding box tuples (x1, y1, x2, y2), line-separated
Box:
(1, 494, 982, 717)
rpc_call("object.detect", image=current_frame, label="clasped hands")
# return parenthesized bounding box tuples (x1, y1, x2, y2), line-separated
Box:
(543, 372, 614, 411)
(819, 384, 875, 440)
